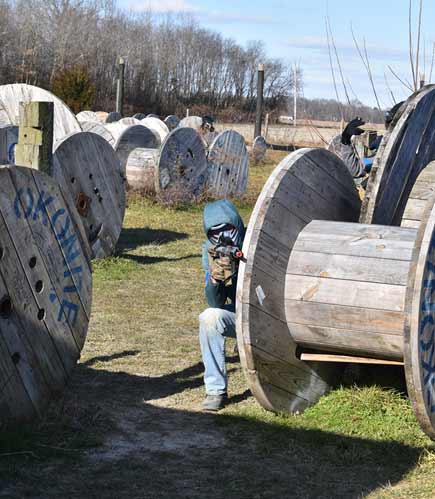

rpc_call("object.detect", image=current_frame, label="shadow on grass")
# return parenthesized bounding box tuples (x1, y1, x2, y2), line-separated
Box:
(116, 227, 189, 254)
(121, 253, 200, 265)
(0, 354, 426, 499)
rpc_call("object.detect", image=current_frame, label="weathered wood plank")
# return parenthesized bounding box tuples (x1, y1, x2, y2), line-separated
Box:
(300, 353, 403, 365)
(288, 250, 411, 285)
(285, 274, 406, 311)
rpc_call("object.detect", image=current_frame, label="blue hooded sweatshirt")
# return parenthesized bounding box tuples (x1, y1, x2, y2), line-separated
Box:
(202, 199, 245, 311)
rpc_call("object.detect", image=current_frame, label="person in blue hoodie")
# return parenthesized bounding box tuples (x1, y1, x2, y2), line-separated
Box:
(199, 199, 245, 411)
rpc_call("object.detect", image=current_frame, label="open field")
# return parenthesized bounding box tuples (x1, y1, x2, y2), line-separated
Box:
(218, 122, 386, 148)
(1, 150, 435, 499)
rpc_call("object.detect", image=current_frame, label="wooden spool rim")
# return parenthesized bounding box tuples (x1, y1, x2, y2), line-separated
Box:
(361, 85, 435, 225)
(236, 148, 361, 413)
(0, 83, 81, 144)
(404, 191, 435, 439)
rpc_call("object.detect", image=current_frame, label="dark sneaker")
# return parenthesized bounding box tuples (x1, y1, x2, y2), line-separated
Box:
(201, 394, 227, 412)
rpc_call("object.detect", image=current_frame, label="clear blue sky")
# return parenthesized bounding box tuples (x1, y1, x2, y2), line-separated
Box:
(119, 0, 435, 108)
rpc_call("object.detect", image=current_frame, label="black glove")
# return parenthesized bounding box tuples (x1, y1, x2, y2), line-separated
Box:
(341, 117, 365, 145)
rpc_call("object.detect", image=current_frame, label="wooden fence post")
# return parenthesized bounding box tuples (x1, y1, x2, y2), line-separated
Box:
(15, 101, 53, 174)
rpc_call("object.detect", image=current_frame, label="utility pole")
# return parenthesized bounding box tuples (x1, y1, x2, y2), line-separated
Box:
(293, 64, 297, 127)
(254, 63, 264, 139)
(116, 57, 125, 116)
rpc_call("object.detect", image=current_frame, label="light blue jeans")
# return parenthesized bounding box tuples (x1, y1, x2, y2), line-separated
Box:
(199, 307, 236, 395)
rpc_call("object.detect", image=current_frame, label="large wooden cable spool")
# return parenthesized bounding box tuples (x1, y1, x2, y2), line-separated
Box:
(207, 130, 249, 198)
(249, 136, 268, 164)
(109, 124, 160, 176)
(95, 111, 109, 123)
(126, 148, 158, 193)
(119, 117, 140, 126)
(0, 125, 18, 164)
(236, 148, 361, 413)
(105, 111, 122, 124)
(0, 164, 92, 424)
(0, 84, 81, 144)
(237, 147, 435, 439)
(361, 85, 435, 226)
(76, 111, 98, 123)
(178, 116, 203, 131)
(165, 115, 180, 131)
(80, 121, 116, 148)
(140, 117, 169, 143)
(126, 128, 208, 201)
(52, 132, 126, 258)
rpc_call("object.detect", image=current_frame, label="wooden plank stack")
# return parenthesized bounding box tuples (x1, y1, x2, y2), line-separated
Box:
(237, 147, 435, 440)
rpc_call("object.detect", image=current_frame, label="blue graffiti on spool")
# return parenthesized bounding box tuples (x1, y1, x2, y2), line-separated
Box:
(13, 187, 84, 327)
(421, 232, 435, 413)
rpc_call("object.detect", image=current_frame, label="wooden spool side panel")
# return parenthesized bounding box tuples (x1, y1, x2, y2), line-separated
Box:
(112, 125, 160, 176)
(250, 136, 267, 164)
(362, 86, 435, 225)
(140, 117, 169, 143)
(95, 111, 108, 123)
(178, 116, 202, 131)
(126, 148, 158, 193)
(285, 221, 413, 360)
(157, 128, 208, 201)
(165, 115, 180, 131)
(0, 165, 92, 423)
(53, 132, 126, 258)
(236, 148, 361, 413)
(119, 117, 140, 126)
(0, 125, 18, 164)
(105, 111, 122, 123)
(0, 84, 81, 144)
(81, 121, 116, 147)
(76, 111, 98, 123)
(207, 130, 249, 198)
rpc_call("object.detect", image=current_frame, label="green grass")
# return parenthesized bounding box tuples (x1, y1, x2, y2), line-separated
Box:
(2, 151, 435, 498)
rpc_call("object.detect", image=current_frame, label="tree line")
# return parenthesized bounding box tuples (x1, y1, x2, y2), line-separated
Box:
(0, 0, 383, 122)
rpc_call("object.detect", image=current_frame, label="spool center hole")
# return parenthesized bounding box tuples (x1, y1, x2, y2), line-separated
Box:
(0, 296, 13, 318)
(11, 352, 20, 365)
(35, 280, 43, 293)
